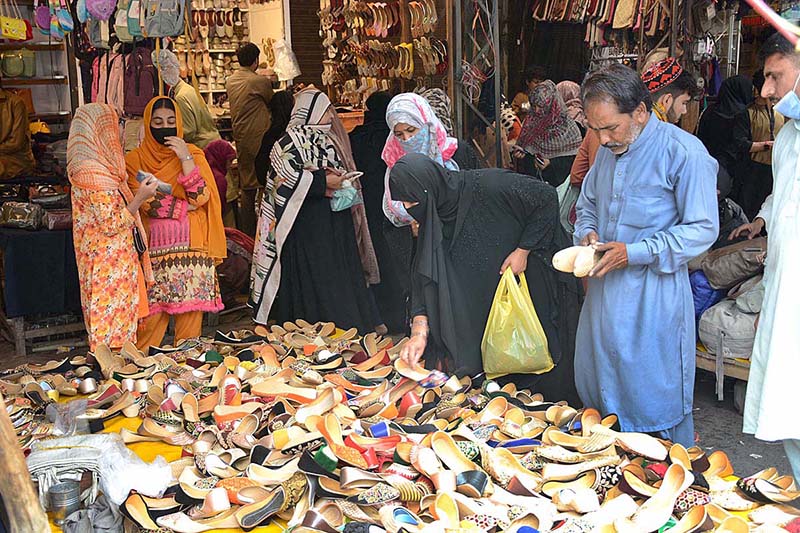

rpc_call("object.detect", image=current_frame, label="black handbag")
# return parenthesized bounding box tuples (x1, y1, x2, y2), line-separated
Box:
(119, 191, 147, 255)
(132, 226, 147, 255)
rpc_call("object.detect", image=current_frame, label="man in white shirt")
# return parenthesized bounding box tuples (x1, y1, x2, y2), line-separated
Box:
(731, 32, 800, 483)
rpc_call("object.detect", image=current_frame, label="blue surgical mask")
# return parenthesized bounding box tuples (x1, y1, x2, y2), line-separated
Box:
(774, 72, 800, 120)
(399, 124, 433, 156)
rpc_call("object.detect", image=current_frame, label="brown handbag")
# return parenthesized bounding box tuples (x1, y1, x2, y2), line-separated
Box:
(0, 201, 43, 230)
(700, 237, 767, 290)
(43, 208, 72, 230)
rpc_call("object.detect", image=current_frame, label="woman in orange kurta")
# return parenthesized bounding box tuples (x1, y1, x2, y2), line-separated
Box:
(67, 103, 158, 350)
(125, 97, 226, 350)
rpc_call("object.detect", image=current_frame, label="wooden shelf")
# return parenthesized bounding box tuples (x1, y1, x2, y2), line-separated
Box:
(174, 49, 237, 54)
(2, 76, 68, 86)
(0, 42, 64, 51)
(30, 111, 71, 121)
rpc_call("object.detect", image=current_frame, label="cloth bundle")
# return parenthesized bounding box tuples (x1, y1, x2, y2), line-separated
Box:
(27, 434, 109, 509)
(61, 493, 123, 533)
(27, 433, 172, 508)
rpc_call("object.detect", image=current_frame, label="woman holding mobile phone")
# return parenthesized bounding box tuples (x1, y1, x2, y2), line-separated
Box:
(125, 97, 227, 349)
(251, 88, 379, 332)
(67, 104, 158, 350)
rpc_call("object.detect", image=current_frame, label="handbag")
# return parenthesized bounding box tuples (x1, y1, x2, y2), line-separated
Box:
(0, 0, 27, 40)
(43, 208, 72, 230)
(86, 0, 115, 22)
(0, 185, 22, 203)
(1, 51, 24, 77)
(0, 202, 44, 230)
(56, 0, 73, 32)
(330, 183, 363, 212)
(19, 47, 35, 77)
(30, 185, 70, 209)
(118, 191, 147, 254)
(76, 0, 88, 22)
(49, 9, 63, 39)
(33, 0, 50, 32)
(700, 237, 767, 290)
(132, 226, 147, 254)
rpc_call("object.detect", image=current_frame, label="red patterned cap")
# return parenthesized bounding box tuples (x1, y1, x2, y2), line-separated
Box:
(641, 57, 683, 93)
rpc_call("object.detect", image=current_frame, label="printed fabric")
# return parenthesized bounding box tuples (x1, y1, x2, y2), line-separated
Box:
(517, 80, 583, 160)
(381, 93, 459, 227)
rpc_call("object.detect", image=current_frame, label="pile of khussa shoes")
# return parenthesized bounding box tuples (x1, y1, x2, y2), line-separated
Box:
(3, 320, 800, 532)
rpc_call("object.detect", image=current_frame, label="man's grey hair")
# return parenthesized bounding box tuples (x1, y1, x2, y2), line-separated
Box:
(581, 63, 653, 114)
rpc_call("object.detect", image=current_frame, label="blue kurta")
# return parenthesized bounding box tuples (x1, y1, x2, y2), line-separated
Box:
(573, 113, 719, 437)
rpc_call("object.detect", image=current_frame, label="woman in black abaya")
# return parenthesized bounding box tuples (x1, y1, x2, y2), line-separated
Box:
(349, 92, 406, 333)
(393, 154, 581, 404)
(697, 75, 754, 199)
(250, 89, 379, 332)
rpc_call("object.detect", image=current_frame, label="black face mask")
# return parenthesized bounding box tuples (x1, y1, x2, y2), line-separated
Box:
(151, 126, 177, 145)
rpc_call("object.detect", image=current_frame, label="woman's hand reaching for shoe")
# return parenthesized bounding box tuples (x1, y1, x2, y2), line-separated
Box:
(401, 315, 429, 367)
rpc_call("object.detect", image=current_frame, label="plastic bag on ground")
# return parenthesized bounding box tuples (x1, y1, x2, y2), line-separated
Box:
(481, 269, 553, 378)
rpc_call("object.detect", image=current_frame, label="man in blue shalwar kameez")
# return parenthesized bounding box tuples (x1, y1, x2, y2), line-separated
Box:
(573, 64, 719, 447)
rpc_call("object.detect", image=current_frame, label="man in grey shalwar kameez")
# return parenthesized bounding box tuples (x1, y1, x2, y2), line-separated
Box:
(574, 64, 719, 447)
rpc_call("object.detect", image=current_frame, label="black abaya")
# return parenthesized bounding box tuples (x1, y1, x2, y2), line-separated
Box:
(273, 169, 375, 333)
(518, 153, 575, 187)
(377, 139, 484, 333)
(392, 154, 581, 404)
(349, 109, 406, 332)
(697, 75, 754, 192)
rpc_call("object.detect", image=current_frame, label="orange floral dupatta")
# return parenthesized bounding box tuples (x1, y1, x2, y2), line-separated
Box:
(66, 103, 154, 285)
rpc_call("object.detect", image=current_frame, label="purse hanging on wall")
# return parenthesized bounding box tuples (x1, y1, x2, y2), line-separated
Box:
(20, 47, 36, 77)
(0, 0, 27, 40)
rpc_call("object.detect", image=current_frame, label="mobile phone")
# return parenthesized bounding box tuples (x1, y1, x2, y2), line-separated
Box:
(535, 154, 546, 166)
(136, 170, 172, 195)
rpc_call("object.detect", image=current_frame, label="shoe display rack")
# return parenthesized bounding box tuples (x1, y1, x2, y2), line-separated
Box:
(171, 0, 282, 124)
(173, 0, 250, 96)
(319, 0, 449, 106)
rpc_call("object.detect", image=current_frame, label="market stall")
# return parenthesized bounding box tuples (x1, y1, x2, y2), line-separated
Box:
(1, 324, 798, 532)
(0, 9, 85, 355)
(0, 0, 301, 354)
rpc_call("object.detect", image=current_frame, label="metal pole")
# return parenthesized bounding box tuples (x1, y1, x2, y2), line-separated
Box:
(454, 0, 463, 139)
(493, 0, 502, 164)
(446, 0, 455, 110)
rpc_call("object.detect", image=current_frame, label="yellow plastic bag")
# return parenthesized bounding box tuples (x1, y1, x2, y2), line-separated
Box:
(481, 269, 553, 378)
